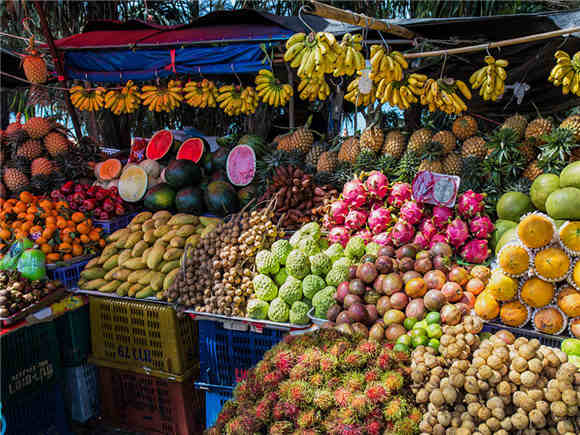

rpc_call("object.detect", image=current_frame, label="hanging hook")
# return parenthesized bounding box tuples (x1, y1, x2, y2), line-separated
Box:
(439, 52, 448, 79)
(486, 44, 492, 58)
(556, 33, 570, 51)
(378, 30, 390, 54)
(298, 6, 316, 34)
(231, 64, 243, 87)
(154, 68, 160, 86)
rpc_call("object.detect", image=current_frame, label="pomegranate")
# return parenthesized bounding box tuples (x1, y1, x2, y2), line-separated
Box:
(441, 281, 463, 302)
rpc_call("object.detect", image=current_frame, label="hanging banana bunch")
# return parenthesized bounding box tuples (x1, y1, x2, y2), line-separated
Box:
(70, 85, 106, 112)
(333, 33, 365, 77)
(240, 86, 259, 114)
(141, 80, 183, 112)
(375, 72, 427, 109)
(421, 78, 471, 115)
(548, 50, 580, 96)
(104, 80, 140, 115)
(184, 79, 218, 108)
(284, 32, 341, 79)
(469, 56, 508, 101)
(297, 75, 331, 102)
(255, 69, 293, 107)
(345, 74, 376, 107)
(217, 85, 258, 116)
(369, 45, 408, 83)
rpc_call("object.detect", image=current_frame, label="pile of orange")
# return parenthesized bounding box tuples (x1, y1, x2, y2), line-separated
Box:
(0, 191, 105, 264)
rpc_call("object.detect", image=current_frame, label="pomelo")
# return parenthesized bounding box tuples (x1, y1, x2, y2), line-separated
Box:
(559, 161, 580, 189)
(530, 173, 560, 212)
(546, 187, 580, 220)
(496, 191, 533, 222)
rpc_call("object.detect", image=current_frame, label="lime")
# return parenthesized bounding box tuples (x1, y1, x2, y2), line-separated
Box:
(397, 334, 412, 347)
(426, 324, 443, 339)
(393, 343, 409, 353)
(413, 320, 428, 331)
(404, 317, 418, 330)
(410, 328, 427, 338)
(411, 335, 428, 348)
(428, 338, 440, 352)
(426, 312, 441, 324)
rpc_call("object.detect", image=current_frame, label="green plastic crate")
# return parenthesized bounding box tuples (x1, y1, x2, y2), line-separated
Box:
(54, 305, 91, 366)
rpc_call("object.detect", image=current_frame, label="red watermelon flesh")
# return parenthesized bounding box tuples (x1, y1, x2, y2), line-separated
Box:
(146, 130, 173, 160)
(176, 137, 205, 163)
(226, 144, 256, 186)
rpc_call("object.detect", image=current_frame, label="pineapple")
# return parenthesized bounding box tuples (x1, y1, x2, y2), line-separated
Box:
(525, 118, 553, 144)
(523, 160, 543, 181)
(519, 140, 537, 163)
(31, 158, 55, 176)
(407, 128, 432, 154)
(560, 114, 580, 142)
(275, 132, 293, 152)
(317, 151, 338, 173)
(354, 149, 377, 173)
(382, 130, 406, 158)
(418, 160, 443, 173)
(396, 150, 420, 182)
(442, 153, 462, 176)
(537, 128, 578, 172)
(22, 117, 51, 139)
(16, 139, 43, 160)
(338, 137, 360, 163)
(461, 136, 487, 159)
(419, 142, 444, 173)
(3, 167, 29, 192)
(22, 37, 47, 84)
(43, 132, 69, 157)
(452, 115, 478, 140)
(501, 113, 527, 140)
(360, 125, 384, 153)
(305, 141, 327, 167)
(432, 130, 457, 154)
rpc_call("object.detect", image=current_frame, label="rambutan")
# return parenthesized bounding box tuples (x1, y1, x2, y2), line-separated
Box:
(392, 349, 410, 364)
(364, 383, 389, 404)
(393, 417, 418, 435)
(279, 380, 313, 406)
(326, 376, 342, 390)
(349, 393, 370, 417)
(327, 422, 364, 435)
(342, 371, 366, 391)
(342, 350, 368, 369)
(255, 360, 274, 380)
(298, 348, 322, 369)
(318, 354, 339, 373)
(289, 361, 313, 380)
(296, 409, 317, 428)
(382, 370, 404, 392)
(313, 389, 334, 410)
(334, 387, 352, 407)
(408, 407, 421, 423)
(269, 420, 294, 435)
(263, 369, 285, 386)
(356, 339, 380, 356)
(254, 397, 273, 422)
(364, 368, 381, 383)
(383, 397, 409, 422)
(329, 340, 351, 358)
(365, 418, 384, 435)
(273, 350, 296, 375)
(233, 380, 252, 402)
(309, 373, 324, 387)
(375, 350, 392, 370)
(225, 414, 258, 435)
(273, 401, 300, 420)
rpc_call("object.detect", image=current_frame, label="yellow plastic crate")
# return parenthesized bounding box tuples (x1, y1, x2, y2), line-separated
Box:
(89, 297, 197, 378)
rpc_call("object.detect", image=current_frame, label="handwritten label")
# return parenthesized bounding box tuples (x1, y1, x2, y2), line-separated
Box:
(412, 171, 460, 207)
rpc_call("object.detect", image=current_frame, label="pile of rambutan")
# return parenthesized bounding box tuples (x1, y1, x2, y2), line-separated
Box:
(207, 329, 421, 435)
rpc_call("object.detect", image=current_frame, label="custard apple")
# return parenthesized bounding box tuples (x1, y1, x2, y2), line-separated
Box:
(310, 252, 331, 276)
(278, 276, 302, 305)
(289, 301, 310, 325)
(345, 236, 365, 259)
(302, 274, 326, 299)
(274, 268, 288, 287)
(325, 265, 349, 287)
(252, 274, 278, 301)
(286, 250, 310, 279)
(246, 299, 269, 320)
(298, 236, 320, 257)
(255, 250, 280, 275)
(268, 297, 290, 322)
(325, 243, 344, 263)
(271, 239, 292, 265)
(312, 286, 336, 319)
(300, 222, 321, 240)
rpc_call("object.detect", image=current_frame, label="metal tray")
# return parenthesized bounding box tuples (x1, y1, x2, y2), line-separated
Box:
(0, 287, 66, 326)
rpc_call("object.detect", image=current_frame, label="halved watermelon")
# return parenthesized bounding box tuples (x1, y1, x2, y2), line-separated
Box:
(176, 137, 207, 163)
(226, 144, 256, 186)
(118, 165, 148, 202)
(146, 130, 173, 161)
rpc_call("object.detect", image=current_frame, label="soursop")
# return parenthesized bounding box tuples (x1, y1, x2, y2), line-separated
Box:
(278, 276, 303, 305)
(366, 242, 380, 257)
(271, 239, 292, 265)
(300, 222, 321, 240)
(274, 268, 288, 287)
(325, 243, 344, 263)
(286, 250, 310, 279)
(255, 250, 280, 275)
(298, 236, 320, 256)
(252, 274, 278, 301)
(312, 286, 336, 319)
(302, 274, 326, 299)
(309, 252, 331, 276)
(289, 301, 310, 325)
(325, 265, 349, 287)
(333, 257, 352, 270)
(246, 299, 269, 320)
(289, 231, 304, 248)
(345, 236, 365, 259)
(268, 297, 290, 323)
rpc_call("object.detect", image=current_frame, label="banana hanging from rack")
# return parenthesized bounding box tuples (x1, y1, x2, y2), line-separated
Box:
(284, 31, 341, 79)
(369, 45, 408, 83)
(70, 85, 106, 112)
(333, 33, 365, 77)
(420, 77, 471, 115)
(375, 73, 425, 110)
(255, 69, 293, 107)
(140, 80, 183, 112)
(217, 85, 258, 116)
(549, 50, 580, 96)
(104, 80, 140, 115)
(469, 56, 508, 101)
(184, 79, 218, 108)
(297, 75, 331, 102)
(345, 74, 376, 107)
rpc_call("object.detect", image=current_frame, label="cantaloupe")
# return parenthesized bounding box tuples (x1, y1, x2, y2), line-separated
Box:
(98, 159, 122, 181)
(118, 165, 148, 202)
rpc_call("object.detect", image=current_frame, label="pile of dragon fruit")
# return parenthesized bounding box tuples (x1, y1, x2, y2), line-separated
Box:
(323, 171, 493, 264)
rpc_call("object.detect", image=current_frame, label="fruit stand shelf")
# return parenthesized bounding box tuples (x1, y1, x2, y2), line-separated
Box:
(0, 287, 66, 326)
(483, 321, 565, 348)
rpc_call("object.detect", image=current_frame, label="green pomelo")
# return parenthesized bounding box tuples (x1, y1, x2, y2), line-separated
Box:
(530, 173, 560, 212)
(496, 191, 533, 222)
(546, 187, 580, 220)
(491, 220, 517, 251)
(495, 227, 517, 255)
(559, 161, 580, 189)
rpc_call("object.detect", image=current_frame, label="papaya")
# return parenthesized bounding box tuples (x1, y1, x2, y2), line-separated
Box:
(141, 219, 156, 232)
(104, 266, 121, 281)
(112, 268, 132, 281)
(103, 254, 120, 271)
(160, 229, 178, 242)
(169, 237, 185, 248)
(123, 258, 147, 270)
(144, 229, 157, 243)
(153, 225, 171, 238)
(98, 158, 122, 181)
(147, 245, 165, 270)
(107, 228, 129, 242)
(176, 225, 196, 237)
(128, 270, 148, 283)
(98, 245, 118, 264)
(85, 257, 100, 269)
(167, 214, 198, 226)
(138, 271, 156, 285)
(135, 286, 155, 299)
(128, 283, 144, 297)
(84, 278, 108, 290)
(116, 281, 131, 297)
(161, 260, 180, 274)
(151, 272, 165, 291)
(81, 268, 106, 280)
(100, 280, 122, 293)
(124, 231, 144, 249)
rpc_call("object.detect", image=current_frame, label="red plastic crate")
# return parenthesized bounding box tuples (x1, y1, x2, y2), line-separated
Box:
(97, 366, 203, 434)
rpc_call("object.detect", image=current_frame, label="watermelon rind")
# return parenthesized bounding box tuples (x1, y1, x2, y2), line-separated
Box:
(146, 130, 173, 161)
(177, 137, 205, 163)
(144, 183, 176, 211)
(226, 144, 256, 187)
(118, 165, 148, 202)
(165, 159, 202, 189)
(238, 134, 266, 157)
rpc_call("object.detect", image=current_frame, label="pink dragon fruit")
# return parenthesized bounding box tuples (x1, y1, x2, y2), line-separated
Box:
(460, 239, 490, 263)
(390, 221, 415, 247)
(432, 206, 453, 230)
(368, 207, 392, 234)
(372, 232, 392, 246)
(419, 218, 437, 241)
(413, 232, 430, 249)
(328, 199, 349, 225)
(354, 228, 373, 244)
(322, 215, 332, 230)
(446, 217, 470, 248)
(469, 215, 494, 239)
(328, 226, 350, 247)
(365, 171, 389, 199)
(399, 200, 423, 225)
(345, 209, 368, 231)
(342, 179, 368, 209)
(429, 233, 448, 248)
(387, 182, 412, 208)
(457, 190, 485, 218)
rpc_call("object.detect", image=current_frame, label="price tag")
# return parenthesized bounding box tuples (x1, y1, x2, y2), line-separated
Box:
(358, 68, 372, 95)
(412, 171, 460, 207)
(222, 320, 248, 332)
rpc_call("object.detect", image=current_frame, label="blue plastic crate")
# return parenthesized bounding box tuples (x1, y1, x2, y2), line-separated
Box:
(1, 382, 71, 435)
(93, 212, 138, 235)
(197, 319, 284, 387)
(47, 258, 91, 290)
(194, 383, 233, 430)
(62, 363, 99, 423)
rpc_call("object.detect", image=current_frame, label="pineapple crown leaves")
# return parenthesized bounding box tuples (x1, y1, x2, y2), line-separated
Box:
(395, 150, 420, 183)
(483, 128, 526, 185)
(353, 148, 378, 173)
(537, 127, 578, 171)
(420, 141, 444, 162)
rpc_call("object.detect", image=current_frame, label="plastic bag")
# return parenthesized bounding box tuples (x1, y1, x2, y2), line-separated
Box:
(0, 238, 34, 271)
(17, 249, 46, 281)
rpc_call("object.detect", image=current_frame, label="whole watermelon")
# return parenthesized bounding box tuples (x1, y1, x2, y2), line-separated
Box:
(204, 180, 240, 216)
(175, 186, 205, 214)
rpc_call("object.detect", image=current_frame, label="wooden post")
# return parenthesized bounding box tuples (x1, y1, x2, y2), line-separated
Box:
(285, 62, 295, 129)
(33, 1, 83, 139)
(307, 0, 416, 39)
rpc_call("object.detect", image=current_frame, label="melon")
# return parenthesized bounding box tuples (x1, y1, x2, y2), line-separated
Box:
(165, 159, 202, 189)
(204, 180, 240, 216)
(226, 145, 256, 186)
(139, 159, 162, 178)
(146, 130, 173, 161)
(496, 191, 533, 222)
(175, 186, 205, 214)
(546, 187, 580, 220)
(98, 159, 122, 181)
(118, 165, 148, 202)
(144, 183, 176, 211)
(177, 137, 207, 163)
(530, 173, 560, 212)
(559, 161, 580, 189)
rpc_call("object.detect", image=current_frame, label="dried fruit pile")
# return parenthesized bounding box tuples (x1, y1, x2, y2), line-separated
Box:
(50, 181, 128, 220)
(476, 212, 580, 337)
(0, 192, 105, 264)
(208, 329, 420, 435)
(411, 316, 580, 435)
(0, 270, 65, 317)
